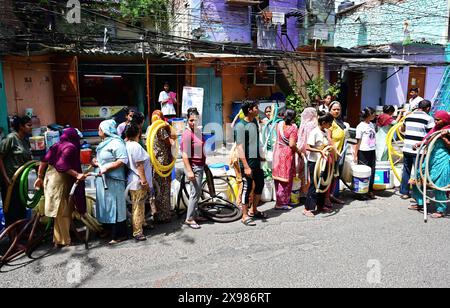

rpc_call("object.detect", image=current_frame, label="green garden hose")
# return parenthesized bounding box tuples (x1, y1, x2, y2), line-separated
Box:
(19, 162, 43, 209)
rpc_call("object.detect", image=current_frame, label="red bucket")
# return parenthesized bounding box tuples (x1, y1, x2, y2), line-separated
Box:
(80, 149, 92, 165)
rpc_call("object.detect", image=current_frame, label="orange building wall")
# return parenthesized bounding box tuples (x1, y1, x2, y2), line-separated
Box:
(3, 56, 56, 126)
(221, 63, 280, 123)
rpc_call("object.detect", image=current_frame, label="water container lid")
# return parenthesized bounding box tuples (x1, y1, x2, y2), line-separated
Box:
(209, 163, 229, 171)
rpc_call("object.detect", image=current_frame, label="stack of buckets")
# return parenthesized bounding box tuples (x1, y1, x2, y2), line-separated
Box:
(208, 164, 235, 203)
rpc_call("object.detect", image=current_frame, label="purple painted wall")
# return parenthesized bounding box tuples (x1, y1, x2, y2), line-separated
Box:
(199, 0, 305, 49)
(201, 1, 251, 43)
(385, 46, 446, 106)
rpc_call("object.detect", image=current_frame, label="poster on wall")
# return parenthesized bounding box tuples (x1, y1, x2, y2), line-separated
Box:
(182, 86, 204, 117)
(80, 106, 127, 119)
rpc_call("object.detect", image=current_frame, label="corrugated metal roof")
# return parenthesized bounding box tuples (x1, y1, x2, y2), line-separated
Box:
(332, 57, 411, 67)
(187, 52, 273, 59)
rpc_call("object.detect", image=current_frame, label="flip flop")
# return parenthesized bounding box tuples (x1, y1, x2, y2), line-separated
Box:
(241, 217, 256, 226)
(274, 205, 293, 211)
(184, 221, 201, 229)
(248, 211, 268, 219)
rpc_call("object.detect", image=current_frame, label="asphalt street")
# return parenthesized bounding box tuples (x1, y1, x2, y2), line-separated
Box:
(1, 190, 449, 288)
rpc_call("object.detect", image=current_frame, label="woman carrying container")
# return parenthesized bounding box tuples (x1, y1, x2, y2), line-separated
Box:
(272, 109, 299, 210)
(93, 119, 129, 245)
(125, 123, 153, 241)
(0, 116, 33, 226)
(181, 108, 208, 229)
(150, 110, 176, 223)
(304, 112, 335, 217)
(297, 108, 318, 194)
(354, 107, 378, 200)
(410, 110, 450, 218)
(328, 101, 346, 205)
(34, 128, 87, 247)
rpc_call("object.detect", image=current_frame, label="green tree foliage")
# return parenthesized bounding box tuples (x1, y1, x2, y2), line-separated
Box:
(304, 77, 341, 103)
(286, 72, 306, 125)
(119, 0, 170, 31)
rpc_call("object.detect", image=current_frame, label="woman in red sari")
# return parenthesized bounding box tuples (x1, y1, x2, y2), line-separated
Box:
(272, 109, 299, 210)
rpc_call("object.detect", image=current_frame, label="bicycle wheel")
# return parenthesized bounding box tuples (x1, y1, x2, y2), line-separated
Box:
(201, 176, 237, 204)
(198, 202, 242, 223)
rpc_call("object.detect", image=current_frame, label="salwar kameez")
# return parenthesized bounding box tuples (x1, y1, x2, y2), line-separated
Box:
(44, 166, 73, 245)
(272, 123, 298, 205)
(152, 128, 173, 223)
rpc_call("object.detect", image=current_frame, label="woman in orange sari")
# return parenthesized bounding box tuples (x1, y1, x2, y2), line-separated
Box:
(272, 109, 299, 210)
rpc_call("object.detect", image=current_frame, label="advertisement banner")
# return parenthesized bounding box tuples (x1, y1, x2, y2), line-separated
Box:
(80, 106, 126, 119)
(182, 86, 204, 116)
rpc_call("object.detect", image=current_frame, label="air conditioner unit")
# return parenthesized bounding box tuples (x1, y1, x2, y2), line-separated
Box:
(254, 69, 276, 86)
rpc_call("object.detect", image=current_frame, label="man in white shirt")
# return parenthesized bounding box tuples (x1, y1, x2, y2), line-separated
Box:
(407, 88, 424, 111)
(158, 82, 177, 117)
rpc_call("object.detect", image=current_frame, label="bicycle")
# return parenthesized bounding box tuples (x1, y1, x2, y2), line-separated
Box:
(175, 165, 242, 223)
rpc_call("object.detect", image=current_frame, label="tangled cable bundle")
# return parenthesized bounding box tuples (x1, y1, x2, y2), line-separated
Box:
(413, 128, 450, 223)
(146, 119, 178, 178)
(312, 146, 335, 193)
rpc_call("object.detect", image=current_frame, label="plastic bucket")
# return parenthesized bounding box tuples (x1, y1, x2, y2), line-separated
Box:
(170, 118, 186, 135)
(394, 165, 403, 188)
(352, 165, 372, 194)
(261, 180, 273, 202)
(80, 148, 93, 165)
(0, 206, 5, 233)
(290, 177, 301, 205)
(374, 161, 394, 191)
(203, 133, 216, 155)
(209, 163, 229, 176)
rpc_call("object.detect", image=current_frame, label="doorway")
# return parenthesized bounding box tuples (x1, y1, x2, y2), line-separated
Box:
(346, 71, 363, 128)
(196, 67, 223, 127)
(408, 67, 427, 99)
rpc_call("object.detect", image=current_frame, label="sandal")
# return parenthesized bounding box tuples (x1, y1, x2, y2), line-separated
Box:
(303, 210, 315, 218)
(184, 221, 201, 229)
(248, 211, 269, 219)
(401, 194, 411, 200)
(431, 212, 445, 219)
(273, 205, 293, 211)
(241, 217, 256, 226)
(134, 234, 147, 241)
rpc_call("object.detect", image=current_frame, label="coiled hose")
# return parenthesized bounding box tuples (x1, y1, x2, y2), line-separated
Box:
(386, 119, 406, 182)
(313, 146, 335, 193)
(3, 160, 43, 214)
(413, 129, 450, 223)
(19, 162, 44, 209)
(146, 120, 178, 178)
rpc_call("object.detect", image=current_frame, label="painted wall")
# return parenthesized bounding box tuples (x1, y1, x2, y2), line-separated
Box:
(0, 61, 8, 135)
(221, 63, 279, 123)
(384, 45, 446, 106)
(200, 0, 251, 43)
(2, 56, 56, 126)
(361, 69, 384, 109)
(335, 0, 449, 49)
(174, 0, 306, 49)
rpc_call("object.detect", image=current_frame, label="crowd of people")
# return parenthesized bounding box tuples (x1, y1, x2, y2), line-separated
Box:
(0, 92, 449, 247)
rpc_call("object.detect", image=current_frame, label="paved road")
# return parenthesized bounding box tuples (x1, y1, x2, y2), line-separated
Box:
(1, 190, 449, 288)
